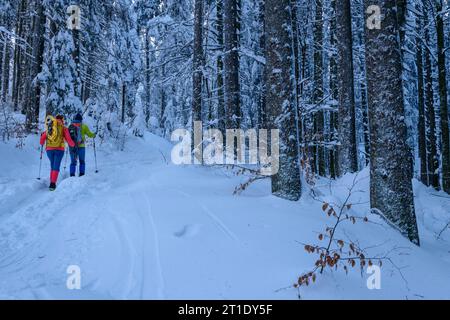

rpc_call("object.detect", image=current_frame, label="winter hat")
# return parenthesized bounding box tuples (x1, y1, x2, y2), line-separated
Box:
(74, 113, 83, 123)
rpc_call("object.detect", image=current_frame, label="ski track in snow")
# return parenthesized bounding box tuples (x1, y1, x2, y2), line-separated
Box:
(199, 204, 240, 243)
(129, 192, 166, 299)
(107, 203, 137, 299)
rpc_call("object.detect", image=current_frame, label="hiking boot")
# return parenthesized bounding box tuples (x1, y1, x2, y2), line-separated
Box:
(49, 183, 56, 191)
(70, 174, 75, 177)
(79, 173, 85, 177)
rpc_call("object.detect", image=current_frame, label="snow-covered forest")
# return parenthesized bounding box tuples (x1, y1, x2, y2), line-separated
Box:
(0, 0, 449, 300)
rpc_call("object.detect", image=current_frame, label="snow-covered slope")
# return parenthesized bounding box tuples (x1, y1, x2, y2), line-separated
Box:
(0, 134, 449, 299)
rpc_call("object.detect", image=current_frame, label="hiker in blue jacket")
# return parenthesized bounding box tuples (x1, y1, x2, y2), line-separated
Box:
(68, 113, 96, 177)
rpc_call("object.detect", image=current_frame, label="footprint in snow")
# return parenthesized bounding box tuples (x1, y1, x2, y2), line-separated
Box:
(174, 224, 201, 238)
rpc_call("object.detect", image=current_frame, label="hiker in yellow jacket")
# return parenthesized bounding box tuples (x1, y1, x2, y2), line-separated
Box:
(40, 115, 75, 190)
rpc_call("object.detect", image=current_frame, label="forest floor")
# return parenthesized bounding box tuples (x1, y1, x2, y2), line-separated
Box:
(0, 133, 449, 299)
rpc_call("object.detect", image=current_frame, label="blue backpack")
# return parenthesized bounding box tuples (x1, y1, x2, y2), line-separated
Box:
(68, 124, 83, 147)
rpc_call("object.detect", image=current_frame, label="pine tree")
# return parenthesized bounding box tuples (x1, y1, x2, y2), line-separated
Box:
(435, 0, 450, 193)
(328, 0, 339, 179)
(336, 0, 358, 174)
(223, 0, 241, 129)
(0, 1, 14, 104)
(216, 0, 225, 132)
(417, 32, 427, 185)
(11, 0, 27, 113)
(192, 0, 204, 127)
(257, 0, 267, 130)
(43, 29, 83, 116)
(24, 0, 45, 130)
(313, 0, 325, 176)
(365, 0, 420, 245)
(265, 0, 301, 201)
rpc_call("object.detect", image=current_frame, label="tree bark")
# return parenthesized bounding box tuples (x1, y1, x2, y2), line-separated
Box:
(314, 0, 325, 176)
(216, 0, 225, 132)
(436, 0, 450, 193)
(424, 9, 439, 190)
(417, 40, 428, 185)
(0, 17, 3, 97)
(223, 0, 241, 129)
(365, 0, 420, 245)
(25, 0, 45, 131)
(1, 38, 11, 103)
(12, 0, 27, 112)
(121, 84, 126, 123)
(336, 0, 358, 174)
(329, 0, 339, 179)
(265, 0, 301, 201)
(192, 0, 203, 124)
(257, 0, 267, 130)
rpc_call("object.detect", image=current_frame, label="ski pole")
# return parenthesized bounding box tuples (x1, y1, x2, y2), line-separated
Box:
(37, 145, 44, 180)
(93, 138, 99, 173)
(75, 147, 78, 172)
(63, 149, 69, 171)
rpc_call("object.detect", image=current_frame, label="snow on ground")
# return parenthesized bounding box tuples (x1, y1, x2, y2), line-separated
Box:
(0, 133, 449, 300)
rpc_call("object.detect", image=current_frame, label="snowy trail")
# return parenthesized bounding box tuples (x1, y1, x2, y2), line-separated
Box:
(130, 192, 166, 299)
(0, 133, 450, 299)
(106, 200, 137, 298)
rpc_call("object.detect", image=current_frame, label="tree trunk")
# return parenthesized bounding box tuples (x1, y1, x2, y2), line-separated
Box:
(424, 9, 439, 189)
(224, 0, 241, 129)
(159, 63, 166, 130)
(192, 0, 203, 124)
(290, 0, 301, 108)
(417, 40, 428, 185)
(361, 80, 370, 165)
(336, 0, 358, 174)
(365, 0, 419, 245)
(216, 0, 225, 132)
(265, 0, 301, 201)
(121, 84, 126, 123)
(257, 0, 267, 129)
(12, 0, 27, 112)
(436, 0, 450, 193)
(329, 0, 338, 179)
(1, 38, 11, 103)
(314, 0, 325, 176)
(26, 0, 45, 131)
(72, 29, 81, 100)
(0, 18, 3, 97)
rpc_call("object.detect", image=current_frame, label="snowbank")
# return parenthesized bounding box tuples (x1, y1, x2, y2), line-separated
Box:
(0, 134, 449, 299)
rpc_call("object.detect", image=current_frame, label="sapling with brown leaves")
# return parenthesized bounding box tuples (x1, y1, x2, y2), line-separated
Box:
(295, 176, 386, 289)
